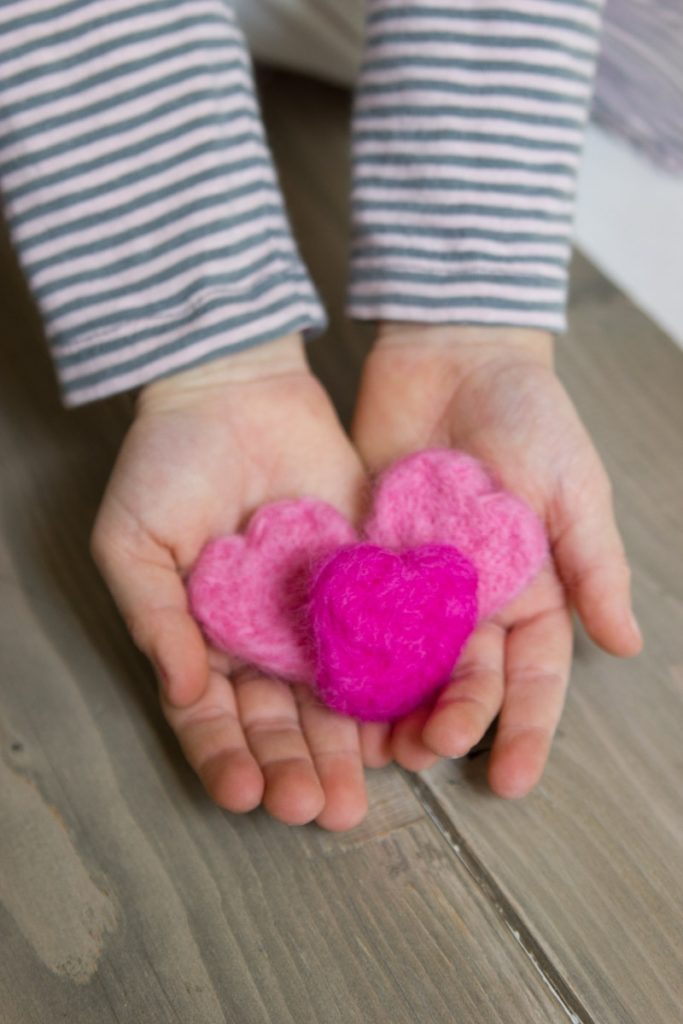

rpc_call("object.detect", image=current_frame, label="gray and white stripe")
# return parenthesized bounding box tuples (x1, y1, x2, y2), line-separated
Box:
(348, 0, 603, 331)
(0, 0, 604, 406)
(0, 0, 324, 405)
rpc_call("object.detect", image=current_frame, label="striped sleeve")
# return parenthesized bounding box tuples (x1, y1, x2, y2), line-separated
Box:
(0, 0, 325, 406)
(348, 0, 604, 333)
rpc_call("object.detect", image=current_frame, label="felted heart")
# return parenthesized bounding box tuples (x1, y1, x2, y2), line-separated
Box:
(364, 450, 547, 619)
(187, 499, 356, 682)
(310, 543, 478, 721)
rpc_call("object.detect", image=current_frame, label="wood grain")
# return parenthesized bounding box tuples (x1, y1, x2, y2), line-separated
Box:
(414, 268, 683, 1024)
(0, 575, 568, 1023)
(0, 149, 566, 1023)
(260, 68, 683, 1024)
(0, 64, 681, 1024)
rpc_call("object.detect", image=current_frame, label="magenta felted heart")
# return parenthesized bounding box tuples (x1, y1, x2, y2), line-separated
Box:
(310, 543, 478, 721)
(187, 499, 356, 682)
(364, 450, 547, 619)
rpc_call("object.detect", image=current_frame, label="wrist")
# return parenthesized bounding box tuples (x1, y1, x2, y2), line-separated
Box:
(374, 322, 554, 369)
(137, 333, 309, 415)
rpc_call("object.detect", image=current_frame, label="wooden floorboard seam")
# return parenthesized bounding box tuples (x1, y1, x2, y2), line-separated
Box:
(407, 772, 595, 1024)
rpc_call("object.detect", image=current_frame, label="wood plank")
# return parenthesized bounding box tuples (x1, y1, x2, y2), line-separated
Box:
(0, 562, 569, 1023)
(1, 61, 681, 1024)
(253, 68, 683, 1024)
(0, 160, 567, 1023)
(412, 226, 683, 1024)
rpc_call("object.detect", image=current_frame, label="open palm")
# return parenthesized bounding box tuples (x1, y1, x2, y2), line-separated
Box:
(92, 337, 370, 830)
(352, 328, 642, 797)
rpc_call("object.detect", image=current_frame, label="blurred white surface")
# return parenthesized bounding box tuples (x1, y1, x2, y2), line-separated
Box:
(576, 125, 683, 347)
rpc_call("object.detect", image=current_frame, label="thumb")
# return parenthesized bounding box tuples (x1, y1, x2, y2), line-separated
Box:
(91, 522, 209, 707)
(551, 475, 642, 658)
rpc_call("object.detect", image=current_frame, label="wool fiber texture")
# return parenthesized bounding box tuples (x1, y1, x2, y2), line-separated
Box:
(188, 499, 354, 681)
(366, 450, 547, 618)
(187, 450, 548, 719)
(311, 544, 478, 721)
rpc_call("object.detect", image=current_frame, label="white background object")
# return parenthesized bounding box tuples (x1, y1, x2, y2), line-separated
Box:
(575, 125, 683, 348)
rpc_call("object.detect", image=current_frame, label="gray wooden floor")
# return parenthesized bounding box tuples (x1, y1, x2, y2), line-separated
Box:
(1, 68, 682, 1024)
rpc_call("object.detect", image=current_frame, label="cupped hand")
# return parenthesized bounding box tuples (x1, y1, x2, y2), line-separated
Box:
(352, 324, 642, 797)
(92, 334, 371, 830)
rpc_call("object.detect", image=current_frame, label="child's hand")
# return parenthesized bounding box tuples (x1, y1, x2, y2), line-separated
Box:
(352, 324, 643, 797)
(91, 334, 370, 830)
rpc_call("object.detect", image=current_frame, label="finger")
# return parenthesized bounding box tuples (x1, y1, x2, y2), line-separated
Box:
(391, 705, 440, 773)
(488, 604, 573, 799)
(235, 669, 325, 826)
(295, 687, 368, 832)
(552, 476, 642, 657)
(92, 527, 208, 707)
(359, 721, 393, 768)
(422, 622, 505, 758)
(162, 670, 264, 813)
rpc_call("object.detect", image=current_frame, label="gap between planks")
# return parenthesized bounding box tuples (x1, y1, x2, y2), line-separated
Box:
(406, 772, 595, 1024)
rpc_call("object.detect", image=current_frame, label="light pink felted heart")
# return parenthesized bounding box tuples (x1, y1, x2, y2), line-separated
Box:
(187, 499, 356, 682)
(364, 450, 548, 619)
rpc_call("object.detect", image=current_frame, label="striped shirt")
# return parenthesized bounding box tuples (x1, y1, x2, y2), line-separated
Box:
(0, 1, 603, 406)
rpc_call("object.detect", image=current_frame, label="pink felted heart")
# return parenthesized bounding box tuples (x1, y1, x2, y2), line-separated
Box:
(364, 450, 547, 619)
(310, 544, 478, 721)
(187, 500, 356, 682)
